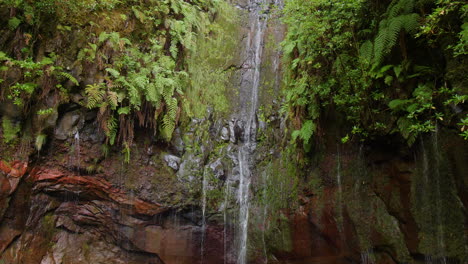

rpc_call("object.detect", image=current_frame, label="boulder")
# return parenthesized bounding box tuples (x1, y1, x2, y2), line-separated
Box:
(54, 110, 83, 140)
(220, 127, 230, 141)
(163, 155, 181, 171)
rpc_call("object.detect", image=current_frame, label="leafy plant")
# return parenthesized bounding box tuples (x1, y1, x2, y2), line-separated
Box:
(35, 133, 47, 151)
(282, 0, 468, 149)
(2, 117, 21, 144)
(458, 115, 468, 139)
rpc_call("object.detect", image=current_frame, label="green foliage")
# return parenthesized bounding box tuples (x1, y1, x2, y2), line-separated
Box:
(2, 117, 21, 144)
(35, 133, 47, 151)
(8, 17, 22, 30)
(186, 0, 237, 118)
(388, 84, 441, 144)
(85, 84, 106, 109)
(452, 22, 468, 56)
(37, 108, 54, 115)
(122, 142, 131, 163)
(0, 0, 234, 149)
(372, 9, 420, 66)
(282, 0, 468, 148)
(282, 0, 365, 145)
(458, 115, 468, 139)
(0, 52, 76, 106)
(57, 72, 79, 86)
(291, 120, 315, 150)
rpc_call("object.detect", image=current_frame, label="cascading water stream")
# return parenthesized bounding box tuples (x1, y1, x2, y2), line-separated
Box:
(201, 167, 208, 263)
(335, 150, 345, 243)
(432, 127, 447, 264)
(70, 131, 81, 173)
(237, 149, 251, 264)
(235, 0, 270, 263)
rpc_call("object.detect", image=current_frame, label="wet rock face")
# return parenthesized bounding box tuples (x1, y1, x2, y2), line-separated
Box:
(221, 127, 230, 141)
(0, 161, 229, 264)
(54, 110, 83, 140)
(0, 160, 28, 254)
(163, 155, 181, 171)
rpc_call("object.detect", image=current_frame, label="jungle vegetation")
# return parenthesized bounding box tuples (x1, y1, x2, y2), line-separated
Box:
(0, 0, 235, 158)
(0, 0, 467, 156)
(282, 0, 468, 150)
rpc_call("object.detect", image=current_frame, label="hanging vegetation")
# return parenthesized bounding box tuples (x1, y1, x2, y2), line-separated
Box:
(282, 0, 468, 149)
(0, 0, 235, 155)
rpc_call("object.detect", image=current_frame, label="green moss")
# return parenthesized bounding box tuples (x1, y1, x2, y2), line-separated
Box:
(1, 117, 21, 144)
(42, 214, 58, 249)
(186, 1, 238, 119)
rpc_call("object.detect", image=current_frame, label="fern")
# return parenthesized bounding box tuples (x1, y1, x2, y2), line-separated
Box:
(372, 0, 420, 67)
(107, 91, 118, 109)
(386, 0, 415, 18)
(291, 120, 315, 145)
(132, 6, 147, 23)
(57, 71, 79, 86)
(146, 82, 162, 104)
(161, 97, 178, 140)
(2, 117, 20, 143)
(105, 68, 120, 78)
(85, 84, 105, 108)
(106, 116, 118, 145)
(359, 40, 374, 64)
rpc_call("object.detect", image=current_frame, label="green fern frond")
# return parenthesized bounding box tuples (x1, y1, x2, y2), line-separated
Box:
(387, 0, 415, 18)
(85, 84, 105, 108)
(132, 6, 147, 23)
(359, 40, 374, 64)
(291, 119, 316, 145)
(146, 83, 162, 103)
(373, 12, 420, 66)
(106, 115, 118, 145)
(161, 97, 178, 140)
(105, 68, 120, 78)
(107, 91, 118, 109)
(57, 72, 79, 86)
(98, 32, 110, 43)
(2, 117, 20, 143)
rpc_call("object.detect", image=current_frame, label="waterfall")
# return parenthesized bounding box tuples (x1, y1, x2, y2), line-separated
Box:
(420, 128, 448, 264)
(432, 127, 447, 264)
(237, 149, 251, 264)
(201, 167, 208, 263)
(361, 249, 375, 264)
(335, 149, 345, 245)
(224, 184, 232, 264)
(70, 131, 80, 173)
(235, 0, 270, 263)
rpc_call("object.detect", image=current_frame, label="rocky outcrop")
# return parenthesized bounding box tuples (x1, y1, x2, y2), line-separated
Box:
(0, 160, 230, 264)
(0, 160, 28, 255)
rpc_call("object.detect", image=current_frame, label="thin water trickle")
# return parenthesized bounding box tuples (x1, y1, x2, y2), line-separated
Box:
(224, 185, 231, 264)
(70, 131, 81, 173)
(420, 130, 449, 264)
(431, 127, 447, 264)
(261, 170, 269, 263)
(336, 150, 344, 234)
(201, 167, 208, 263)
(360, 249, 375, 264)
(237, 149, 251, 264)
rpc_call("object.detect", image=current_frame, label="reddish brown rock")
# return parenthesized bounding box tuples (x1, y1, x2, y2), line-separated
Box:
(0, 160, 27, 178)
(30, 167, 167, 216)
